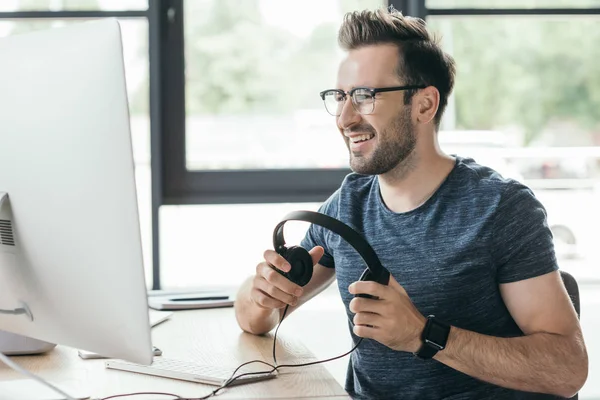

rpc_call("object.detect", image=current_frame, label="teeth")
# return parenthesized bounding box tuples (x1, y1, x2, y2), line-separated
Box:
(350, 134, 374, 143)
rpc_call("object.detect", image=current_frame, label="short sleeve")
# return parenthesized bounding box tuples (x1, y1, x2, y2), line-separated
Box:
(492, 181, 559, 284)
(299, 190, 340, 269)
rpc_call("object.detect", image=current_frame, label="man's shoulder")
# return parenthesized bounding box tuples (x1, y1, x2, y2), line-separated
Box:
(452, 155, 527, 196)
(452, 155, 543, 217)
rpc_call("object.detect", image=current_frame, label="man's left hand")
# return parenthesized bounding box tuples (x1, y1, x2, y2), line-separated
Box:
(348, 274, 427, 353)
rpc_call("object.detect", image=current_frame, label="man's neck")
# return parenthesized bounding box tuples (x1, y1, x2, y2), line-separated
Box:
(378, 151, 456, 214)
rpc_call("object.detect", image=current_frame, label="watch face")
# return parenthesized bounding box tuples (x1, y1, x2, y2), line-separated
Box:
(427, 320, 450, 349)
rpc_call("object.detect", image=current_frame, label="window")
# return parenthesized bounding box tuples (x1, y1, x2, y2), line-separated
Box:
(159, 202, 322, 289)
(159, 0, 382, 205)
(184, 0, 357, 171)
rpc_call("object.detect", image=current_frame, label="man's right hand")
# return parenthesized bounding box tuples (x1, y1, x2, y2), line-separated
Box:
(251, 246, 325, 310)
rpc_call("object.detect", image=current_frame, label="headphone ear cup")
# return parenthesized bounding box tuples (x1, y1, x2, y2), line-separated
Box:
(278, 246, 313, 287)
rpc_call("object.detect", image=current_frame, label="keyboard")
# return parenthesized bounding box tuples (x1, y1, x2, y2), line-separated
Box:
(105, 357, 276, 386)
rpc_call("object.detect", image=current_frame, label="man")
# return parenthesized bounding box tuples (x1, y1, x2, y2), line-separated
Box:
(234, 7, 588, 399)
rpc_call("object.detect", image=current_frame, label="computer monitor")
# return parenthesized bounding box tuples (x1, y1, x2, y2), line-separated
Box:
(0, 17, 153, 373)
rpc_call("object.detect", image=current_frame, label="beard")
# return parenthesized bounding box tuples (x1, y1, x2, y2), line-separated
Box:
(346, 107, 416, 175)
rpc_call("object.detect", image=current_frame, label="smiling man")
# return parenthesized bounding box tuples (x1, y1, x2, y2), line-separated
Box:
(234, 7, 588, 399)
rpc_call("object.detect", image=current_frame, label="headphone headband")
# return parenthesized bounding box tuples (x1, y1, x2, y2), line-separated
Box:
(273, 210, 389, 286)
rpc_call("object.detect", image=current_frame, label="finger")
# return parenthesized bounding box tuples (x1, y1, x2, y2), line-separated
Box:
(263, 249, 291, 273)
(251, 287, 286, 309)
(309, 246, 325, 265)
(353, 324, 378, 340)
(348, 281, 388, 300)
(353, 312, 381, 328)
(258, 263, 304, 297)
(254, 276, 298, 306)
(349, 297, 383, 315)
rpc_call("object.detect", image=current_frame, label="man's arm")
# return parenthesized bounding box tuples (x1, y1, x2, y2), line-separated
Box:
(433, 270, 588, 398)
(350, 270, 588, 398)
(235, 251, 336, 335)
(350, 182, 587, 397)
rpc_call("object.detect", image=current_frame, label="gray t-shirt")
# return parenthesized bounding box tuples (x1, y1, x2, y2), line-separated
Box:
(300, 156, 560, 399)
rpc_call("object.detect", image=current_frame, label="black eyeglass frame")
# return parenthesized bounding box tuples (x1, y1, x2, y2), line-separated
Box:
(319, 85, 427, 115)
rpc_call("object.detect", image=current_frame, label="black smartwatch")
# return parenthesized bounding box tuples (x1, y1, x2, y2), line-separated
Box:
(415, 315, 451, 360)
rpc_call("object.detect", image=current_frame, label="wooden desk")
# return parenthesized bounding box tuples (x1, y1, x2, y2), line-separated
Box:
(0, 308, 350, 399)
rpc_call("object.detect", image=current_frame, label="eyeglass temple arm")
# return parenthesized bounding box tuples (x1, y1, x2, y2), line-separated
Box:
(372, 85, 426, 94)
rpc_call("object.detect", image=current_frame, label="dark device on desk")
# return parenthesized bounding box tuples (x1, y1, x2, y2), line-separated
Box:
(272, 210, 391, 296)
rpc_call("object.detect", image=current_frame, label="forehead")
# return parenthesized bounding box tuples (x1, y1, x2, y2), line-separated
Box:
(336, 44, 401, 89)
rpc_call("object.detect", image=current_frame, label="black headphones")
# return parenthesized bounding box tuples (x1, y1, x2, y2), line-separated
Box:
(272, 210, 390, 293)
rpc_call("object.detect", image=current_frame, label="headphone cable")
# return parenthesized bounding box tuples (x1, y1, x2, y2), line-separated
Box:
(194, 304, 362, 399)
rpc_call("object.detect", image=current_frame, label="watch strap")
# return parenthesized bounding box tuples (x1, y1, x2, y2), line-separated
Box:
(415, 342, 439, 359)
(415, 315, 450, 360)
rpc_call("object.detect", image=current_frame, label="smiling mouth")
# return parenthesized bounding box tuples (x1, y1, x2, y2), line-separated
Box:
(349, 133, 375, 143)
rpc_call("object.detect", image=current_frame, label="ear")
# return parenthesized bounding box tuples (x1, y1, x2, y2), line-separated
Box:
(412, 86, 439, 125)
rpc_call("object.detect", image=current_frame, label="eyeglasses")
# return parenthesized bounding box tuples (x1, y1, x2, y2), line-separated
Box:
(319, 85, 426, 116)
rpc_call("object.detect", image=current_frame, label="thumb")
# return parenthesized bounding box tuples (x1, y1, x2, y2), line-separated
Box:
(309, 246, 325, 266)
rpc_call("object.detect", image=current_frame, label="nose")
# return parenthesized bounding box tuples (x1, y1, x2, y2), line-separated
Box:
(336, 96, 361, 131)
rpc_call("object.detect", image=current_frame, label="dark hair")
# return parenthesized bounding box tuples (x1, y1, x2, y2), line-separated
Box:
(338, 6, 456, 127)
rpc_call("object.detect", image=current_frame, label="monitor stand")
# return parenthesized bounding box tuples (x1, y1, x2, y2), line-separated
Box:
(0, 331, 56, 355)
(0, 195, 55, 356)
(0, 301, 55, 355)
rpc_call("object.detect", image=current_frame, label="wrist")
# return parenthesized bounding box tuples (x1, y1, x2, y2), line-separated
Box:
(409, 316, 427, 353)
(433, 325, 455, 362)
